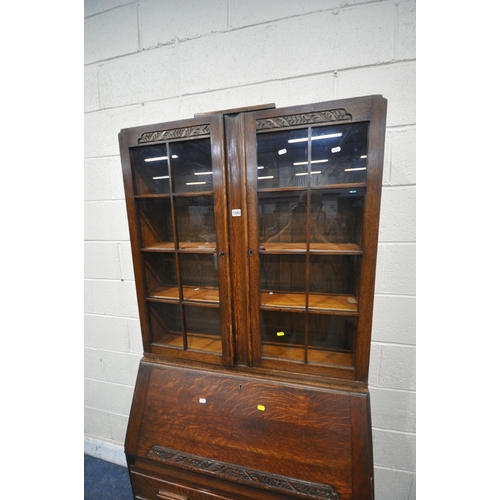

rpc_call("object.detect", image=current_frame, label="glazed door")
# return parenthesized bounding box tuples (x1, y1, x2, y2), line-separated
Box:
(120, 96, 386, 378)
(244, 97, 386, 381)
(120, 114, 234, 366)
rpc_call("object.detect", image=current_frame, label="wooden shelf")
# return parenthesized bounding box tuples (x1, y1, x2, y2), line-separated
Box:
(153, 332, 222, 353)
(261, 291, 358, 313)
(257, 182, 366, 194)
(259, 242, 362, 254)
(134, 193, 170, 199)
(134, 191, 216, 198)
(142, 242, 217, 253)
(142, 242, 176, 251)
(262, 342, 354, 367)
(172, 190, 214, 198)
(149, 285, 220, 304)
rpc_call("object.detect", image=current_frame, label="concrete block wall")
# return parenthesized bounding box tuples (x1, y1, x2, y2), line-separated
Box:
(84, 1, 416, 498)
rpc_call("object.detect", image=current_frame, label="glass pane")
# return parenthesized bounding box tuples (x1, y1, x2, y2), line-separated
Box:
(310, 123, 368, 185)
(309, 255, 358, 294)
(170, 138, 213, 193)
(259, 254, 359, 313)
(261, 311, 357, 364)
(307, 315, 357, 364)
(256, 123, 369, 189)
(261, 310, 306, 362)
(130, 144, 170, 195)
(258, 191, 307, 244)
(137, 198, 174, 249)
(180, 254, 219, 303)
(260, 254, 306, 309)
(175, 196, 215, 246)
(143, 253, 178, 300)
(309, 255, 360, 312)
(319, 188, 365, 245)
(259, 188, 365, 249)
(185, 305, 222, 353)
(257, 129, 308, 189)
(149, 302, 183, 348)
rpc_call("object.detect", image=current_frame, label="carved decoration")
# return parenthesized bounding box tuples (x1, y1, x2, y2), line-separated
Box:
(256, 109, 352, 130)
(147, 445, 339, 499)
(138, 124, 211, 144)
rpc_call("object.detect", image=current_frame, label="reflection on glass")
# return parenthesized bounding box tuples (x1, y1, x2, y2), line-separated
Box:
(256, 121, 367, 369)
(307, 315, 357, 353)
(309, 255, 359, 296)
(185, 305, 222, 353)
(137, 198, 174, 249)
(180, 254, 219, 303)
(260, 254, 307, 309)
(318, 189, 364, 245)
(311, 123, 368, 185)
(170, 138, 213, 193)
(307, 314, 357, 366)
(175, 196, 215, 245)
(260, 254, 306, 292)
(259, 191, 301, 242)
(130, 144, 170, 195)
(143, 253, 177, 299)
(256, 123, 369, 188)
(257, 129, 308, 188)
(260, 254, 359, 312)
(258, 188, 364, 247)
(149, 302, 183, 348)
(180, 254, 218, 287)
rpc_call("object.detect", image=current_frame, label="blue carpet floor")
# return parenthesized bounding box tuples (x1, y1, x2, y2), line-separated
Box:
(84, 454, 134, 499)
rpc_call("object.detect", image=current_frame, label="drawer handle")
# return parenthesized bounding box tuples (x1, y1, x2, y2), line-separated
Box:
(157, 490, 188, 500)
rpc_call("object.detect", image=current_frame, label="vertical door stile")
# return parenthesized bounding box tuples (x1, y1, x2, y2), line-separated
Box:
(224, 113, 251, 367)
(355, 96, 387, 382)
(244, 112, 260, 368)
(304, 127, 312, 365)
(211, 114, 235, 367)
(120, 131, 152, 353)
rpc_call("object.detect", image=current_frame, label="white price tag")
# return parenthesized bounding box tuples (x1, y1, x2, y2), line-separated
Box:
(232, 209, 242, 217)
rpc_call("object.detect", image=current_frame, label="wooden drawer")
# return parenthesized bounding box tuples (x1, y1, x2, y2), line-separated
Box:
(131, 470, 234, 500)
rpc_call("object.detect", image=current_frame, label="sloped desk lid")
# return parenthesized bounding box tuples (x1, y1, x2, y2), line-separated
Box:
(126, 361, 374, 499)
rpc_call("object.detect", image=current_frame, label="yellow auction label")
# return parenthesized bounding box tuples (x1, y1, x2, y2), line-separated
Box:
(257, 405, 266, 411)
(277, 331, 285, 336)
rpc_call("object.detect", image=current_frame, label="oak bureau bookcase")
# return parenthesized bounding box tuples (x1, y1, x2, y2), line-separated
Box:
(118, 95, 387, 500)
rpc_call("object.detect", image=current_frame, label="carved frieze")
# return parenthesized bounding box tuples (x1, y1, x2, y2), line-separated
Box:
(138, 124, 211, 144)
(147, 445, 339, 499)
(136, 109, 351, 142)
(256, 109, 352, 130)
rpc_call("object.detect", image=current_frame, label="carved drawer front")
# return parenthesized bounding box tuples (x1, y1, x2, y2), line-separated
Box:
(131, 471, 234, 500)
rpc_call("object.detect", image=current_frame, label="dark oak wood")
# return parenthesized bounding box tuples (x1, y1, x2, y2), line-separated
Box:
(126, 362, 371, 500)
(210, 113, 234, 367)
(350, 394, 375, 500)
(194, 103, 276, 117)
(225, 113, 252, 367)
(243, 111, 263, 369)
(353, 96, 387, 383)
(119, 96, 387, 500)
